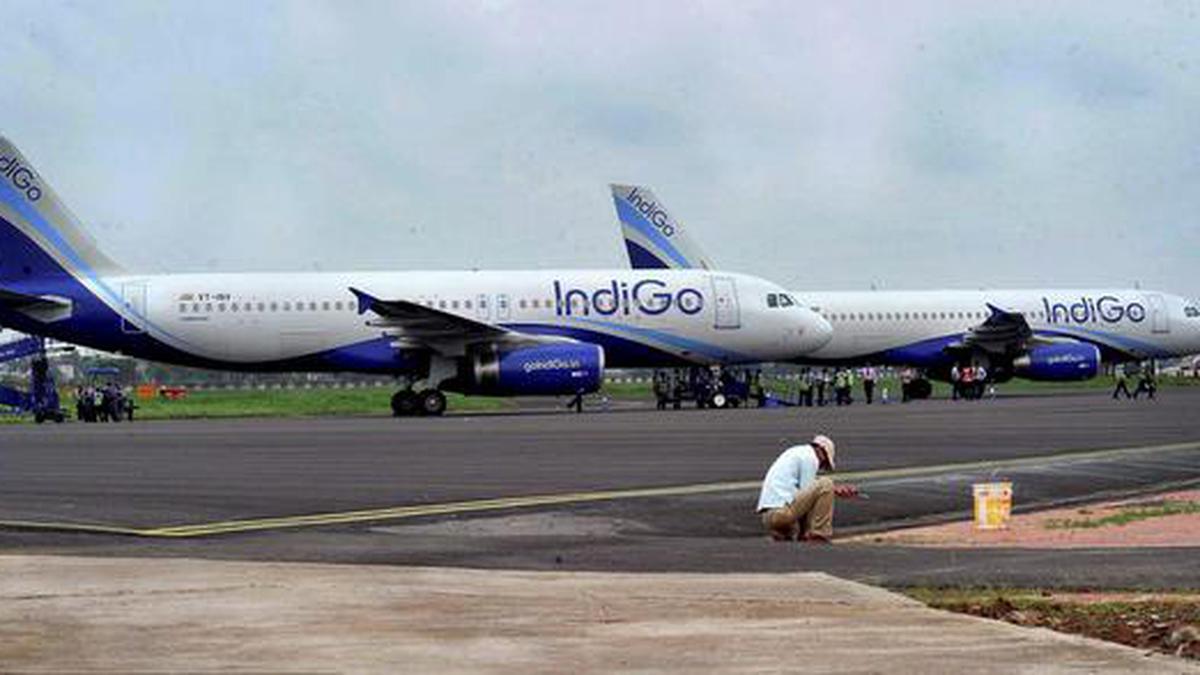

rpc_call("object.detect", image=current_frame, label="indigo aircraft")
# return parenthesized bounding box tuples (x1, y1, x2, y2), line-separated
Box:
(0, 137, 834, 416)
(612, 184, 1200, 395)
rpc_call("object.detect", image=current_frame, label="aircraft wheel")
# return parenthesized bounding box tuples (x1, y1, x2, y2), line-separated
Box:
(418, 389, 447, 417)
(34, 412, 45, 424)
(391, 390, 419, 417)
(710, 393, 728, 409)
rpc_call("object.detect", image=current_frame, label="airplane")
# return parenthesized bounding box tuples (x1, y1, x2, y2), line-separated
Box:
(610, 184, 1200, 395)
(0, 137, 834, 417)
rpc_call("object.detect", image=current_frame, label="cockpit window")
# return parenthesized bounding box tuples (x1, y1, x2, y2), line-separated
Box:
(767, 294, 779, 308)
(1185, 306, 1200, 319)
(779, 294, 795, 307)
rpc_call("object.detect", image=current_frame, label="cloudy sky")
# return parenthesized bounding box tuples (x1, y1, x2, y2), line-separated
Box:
(4, 1, 1198, 298)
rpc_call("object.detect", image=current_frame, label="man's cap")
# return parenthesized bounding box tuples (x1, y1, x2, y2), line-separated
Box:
(812, 434, 836, 469)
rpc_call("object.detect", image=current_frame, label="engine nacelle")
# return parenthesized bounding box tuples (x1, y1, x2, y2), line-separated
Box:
(1012, 343, 1100, 381)
(465, 343, 605, 396)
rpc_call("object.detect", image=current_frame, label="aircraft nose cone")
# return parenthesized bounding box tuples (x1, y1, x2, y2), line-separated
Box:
(794, 312, 834, 354)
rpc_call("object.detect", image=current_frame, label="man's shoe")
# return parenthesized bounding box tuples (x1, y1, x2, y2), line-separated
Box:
(802, 533, 833, 545)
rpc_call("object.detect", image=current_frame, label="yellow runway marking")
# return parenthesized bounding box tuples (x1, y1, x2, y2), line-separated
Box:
(2, 440, 1197, 538)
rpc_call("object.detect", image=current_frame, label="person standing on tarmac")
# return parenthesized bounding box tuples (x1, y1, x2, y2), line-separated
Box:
(860, 364, 877, 404)
(816, 368, 829, 407)
(1133, 363, 1157, 400)
(798, 369, 814, 407)
(1112, 365, 1133, 399)
(756, 435, 859, 542)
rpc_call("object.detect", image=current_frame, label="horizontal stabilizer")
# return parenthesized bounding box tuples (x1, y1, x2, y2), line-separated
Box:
(0, 288, 72, 322)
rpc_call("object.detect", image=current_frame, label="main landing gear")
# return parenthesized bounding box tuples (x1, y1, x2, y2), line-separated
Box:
(391, 388, 447, 417)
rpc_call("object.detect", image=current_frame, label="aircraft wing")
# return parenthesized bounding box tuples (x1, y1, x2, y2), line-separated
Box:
(944, 303, 1036, 357)
(947, 303, 1086, 357)
(349, 287, 559, 355)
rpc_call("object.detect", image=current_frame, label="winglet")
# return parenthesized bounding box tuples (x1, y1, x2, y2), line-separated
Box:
(348, 287, 377, 316)
(986, 303, 1010, 318)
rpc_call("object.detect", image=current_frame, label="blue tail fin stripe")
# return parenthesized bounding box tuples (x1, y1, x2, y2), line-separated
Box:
(624, 240, 671, 269)
(613, 196, 691, 268)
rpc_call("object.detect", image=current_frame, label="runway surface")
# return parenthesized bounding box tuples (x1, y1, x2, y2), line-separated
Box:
(1, 388, 1198, 587)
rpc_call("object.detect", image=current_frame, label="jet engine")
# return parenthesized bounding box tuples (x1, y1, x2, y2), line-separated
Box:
(1012, 343, 1101, 381)
(460, 343, 605, 396)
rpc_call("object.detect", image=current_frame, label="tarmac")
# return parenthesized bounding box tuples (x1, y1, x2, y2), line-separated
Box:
(3, 556, 1197, 674)
(2, 389, 1199, 670)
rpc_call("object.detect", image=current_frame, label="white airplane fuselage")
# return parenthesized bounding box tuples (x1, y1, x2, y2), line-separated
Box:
(17, 269, 830, 373)
(797, 288, 1200, 366)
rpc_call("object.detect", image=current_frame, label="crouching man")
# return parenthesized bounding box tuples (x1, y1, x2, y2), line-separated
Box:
(756, 434, 858, 542)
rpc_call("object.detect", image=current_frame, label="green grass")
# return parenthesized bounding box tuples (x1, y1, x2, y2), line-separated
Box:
(1043, 500, 1200, 530)
(129, 387, 514, 420)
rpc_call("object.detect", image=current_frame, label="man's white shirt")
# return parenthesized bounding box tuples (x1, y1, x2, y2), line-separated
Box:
(756, 444, 819, 511)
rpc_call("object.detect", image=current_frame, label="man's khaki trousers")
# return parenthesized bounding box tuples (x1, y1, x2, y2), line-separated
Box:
(761, 477, 834, 541)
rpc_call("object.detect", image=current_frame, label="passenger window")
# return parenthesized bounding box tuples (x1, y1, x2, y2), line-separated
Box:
(322, 301, 330, 311)
(230, 304, 238, 313)
(179, 303, 187, 313)
(438, 300, 447, 309)
(452, 300, 460, 310)
(465, 300, 473, 309)
(205, 303, 213, 313)
(283, 302, 291, 311)
(257, 302, 266, 312)
(335, 301, 343, 311)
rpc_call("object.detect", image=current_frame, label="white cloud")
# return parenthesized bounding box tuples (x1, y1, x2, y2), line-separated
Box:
(0, 0, 1195, 298)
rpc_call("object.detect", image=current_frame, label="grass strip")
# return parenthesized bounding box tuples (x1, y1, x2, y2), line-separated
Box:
(1044, 500, 1200, 530)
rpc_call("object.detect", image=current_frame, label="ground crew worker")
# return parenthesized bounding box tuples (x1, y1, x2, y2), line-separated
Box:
(1112, 365, 1132, 399)
(860, 364, 877, 404)
(798, 369, 814, 407)
(1133, 363, 1157, 400)
(756, 435, 858, 542)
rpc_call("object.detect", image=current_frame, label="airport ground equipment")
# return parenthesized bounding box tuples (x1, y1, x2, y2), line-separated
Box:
(0, 335, 65, 423)
(652, 367, 761, 410)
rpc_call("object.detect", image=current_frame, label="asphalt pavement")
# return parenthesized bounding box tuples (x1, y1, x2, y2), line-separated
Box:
(1, 387, 1197, 588)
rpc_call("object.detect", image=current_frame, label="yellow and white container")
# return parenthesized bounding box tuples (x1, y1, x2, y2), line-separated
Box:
(972, 482, 1013, 530)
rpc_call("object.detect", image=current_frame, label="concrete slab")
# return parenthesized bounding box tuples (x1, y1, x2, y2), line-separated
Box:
(1, 555, 1195, 673)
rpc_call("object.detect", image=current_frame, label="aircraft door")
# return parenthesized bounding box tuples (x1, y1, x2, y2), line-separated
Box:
(120, 282, 147, 334)
(1145, 293, 1170, 334)
(711, 275, 741, 330)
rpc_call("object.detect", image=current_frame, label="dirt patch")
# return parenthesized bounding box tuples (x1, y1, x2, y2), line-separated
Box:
(852, 489, 1200, 549)
(907, 588, 1200, 661)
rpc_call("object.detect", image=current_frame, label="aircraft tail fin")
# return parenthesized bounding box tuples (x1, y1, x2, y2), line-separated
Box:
(609, 184, 714, 270)
(0, 135, 124, 286)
